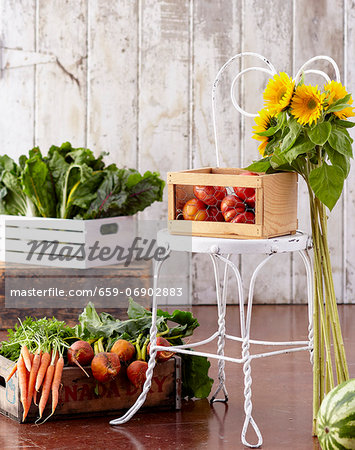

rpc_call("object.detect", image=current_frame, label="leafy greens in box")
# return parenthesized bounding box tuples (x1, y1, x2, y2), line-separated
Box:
(0, 142, 165, 219)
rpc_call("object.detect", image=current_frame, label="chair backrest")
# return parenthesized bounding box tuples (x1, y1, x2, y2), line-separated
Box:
(211, 53, 341, 167)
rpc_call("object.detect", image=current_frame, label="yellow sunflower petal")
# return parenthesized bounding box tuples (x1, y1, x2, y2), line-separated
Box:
(252, 109, 276, 155)
(324, 80, 355, 119)
(263, 72, 295, 114)
(290, 84, 324, 125)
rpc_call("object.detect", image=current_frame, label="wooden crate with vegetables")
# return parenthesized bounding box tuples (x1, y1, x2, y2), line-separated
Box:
(0, 299, 213, 423)
(0, 142, 165, 268)
(0, 354, 181, 423)
(168, 167, 298, 239)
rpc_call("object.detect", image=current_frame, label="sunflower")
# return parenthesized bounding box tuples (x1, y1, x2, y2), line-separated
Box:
(252, 109, 277, 155)
(263, 72, 295, 114)
(290, 84, 325, 125)
(324, 80, 355, 119)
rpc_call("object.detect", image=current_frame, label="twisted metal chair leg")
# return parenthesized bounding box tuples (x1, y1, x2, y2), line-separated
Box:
(298, 249, 314, 364)
(109, 257, 166, 425)
(210, 253, 228, 403)
(240, 254, 274, 448)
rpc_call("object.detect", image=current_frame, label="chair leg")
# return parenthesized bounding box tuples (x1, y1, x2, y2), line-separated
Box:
(241, 255, 273, 448)
(109, 256, 167, 425)
(211, 253, 247, 405)
(210, 253, 228, 403)
(298, 249, 314, 364)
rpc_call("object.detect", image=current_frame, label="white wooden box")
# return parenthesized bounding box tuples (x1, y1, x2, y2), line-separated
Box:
(0, 215, 136, 269)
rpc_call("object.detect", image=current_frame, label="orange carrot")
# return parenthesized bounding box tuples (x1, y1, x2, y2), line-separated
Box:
(38, 362, 55, 419)
(17, 356, 29, 422)
(6, 363, 17, 382)
(23, 350, 42, 421)
(21, 345, 32, 372)
(35, 352, 51, 392)
(51, 356, 64, 416)
(33, 389, 38, 406)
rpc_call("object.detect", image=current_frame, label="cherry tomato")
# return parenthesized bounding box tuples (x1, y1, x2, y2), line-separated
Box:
(231, 211, 255, 224)
(182, 198, 208, 221)
(233, 171, 258, 201)
(220, 195, 245, 222)
(193, 185, 227, 206)
(206, 206, 224, 222)
(245, 193, 255, 208)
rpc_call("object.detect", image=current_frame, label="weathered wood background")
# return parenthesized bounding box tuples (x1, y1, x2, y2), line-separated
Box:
(0, 0, 354, 305)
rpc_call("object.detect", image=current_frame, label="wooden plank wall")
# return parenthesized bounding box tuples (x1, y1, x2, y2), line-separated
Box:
(0, 0, 354, 305)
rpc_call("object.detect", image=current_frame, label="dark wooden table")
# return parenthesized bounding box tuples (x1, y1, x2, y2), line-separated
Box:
(1, 304, 354, 449)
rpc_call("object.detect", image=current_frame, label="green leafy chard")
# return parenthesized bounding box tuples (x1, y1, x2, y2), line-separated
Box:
(46, 148, 104, 218)
(77, 167, 165, 219)
(0, 155, 38, 216)
(0, 142, 165, 219)
(21, 148, 57, 217)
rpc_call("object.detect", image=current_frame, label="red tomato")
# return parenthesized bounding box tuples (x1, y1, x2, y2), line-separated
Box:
(240, 171, 259, 176)
(233, 186, 255, 201)
(206, 206, 224, 222)
(193, 185, 227, 206)
(245, 193, 255, 208)
(182, 198, 208, 221)
(220, 195, 245, 222)
(231, 211, 255, 224)
(233, 171, 258, 201)
(220, 195, 245, 213)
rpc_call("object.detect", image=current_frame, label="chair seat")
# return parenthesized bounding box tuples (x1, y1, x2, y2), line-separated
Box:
(157, 228, 312, 255)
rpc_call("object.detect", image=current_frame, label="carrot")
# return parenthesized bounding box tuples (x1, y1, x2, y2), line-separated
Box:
(6, 363, 17, 382)
(33, 388, 38, 406)
(38, 363, 55, 420)
(17, 356, 29, 422)
(23, 350, 42, 421)
(21, 345, 32, 372)
(35, 352, 51, 392)
(51, 356, 64, 416)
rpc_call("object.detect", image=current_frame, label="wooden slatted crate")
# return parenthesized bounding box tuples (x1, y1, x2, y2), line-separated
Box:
(0, 261, 152, 329)
(0, 215, 136, 269)
(168, 168, 298, 239)
(0, 355, 181, 422)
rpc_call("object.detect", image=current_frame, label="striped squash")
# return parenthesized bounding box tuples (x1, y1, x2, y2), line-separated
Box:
(316, 378, 355, 450)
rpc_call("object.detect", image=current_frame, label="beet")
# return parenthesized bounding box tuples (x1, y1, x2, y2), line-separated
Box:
(110, 339, 136, 362)
(67, 340, 94, 377)
(147, 336, 174, 362)
(91, 352, 121, 383)
(127, 360, 148, 388)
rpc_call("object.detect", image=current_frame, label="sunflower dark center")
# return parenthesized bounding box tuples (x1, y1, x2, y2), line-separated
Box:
(307, 98, 317, 110)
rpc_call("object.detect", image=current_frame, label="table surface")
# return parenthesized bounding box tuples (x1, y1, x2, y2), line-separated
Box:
(1, 304, 354, 450)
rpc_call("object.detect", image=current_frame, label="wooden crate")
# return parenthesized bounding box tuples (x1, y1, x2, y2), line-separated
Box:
(0, 215, 136, 269)
(0, 355, 181, 422)
(168, 167, 298, 239)
(0, 261, 151, 329)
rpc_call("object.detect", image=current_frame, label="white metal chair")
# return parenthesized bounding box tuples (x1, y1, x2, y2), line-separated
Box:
(109, 52, 340, 447)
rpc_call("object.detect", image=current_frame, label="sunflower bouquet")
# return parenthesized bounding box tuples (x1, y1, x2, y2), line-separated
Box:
(247, 72, 354, 433)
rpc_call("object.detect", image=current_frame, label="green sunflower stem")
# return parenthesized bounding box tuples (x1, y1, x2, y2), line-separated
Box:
(307, 186, 349, 435)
